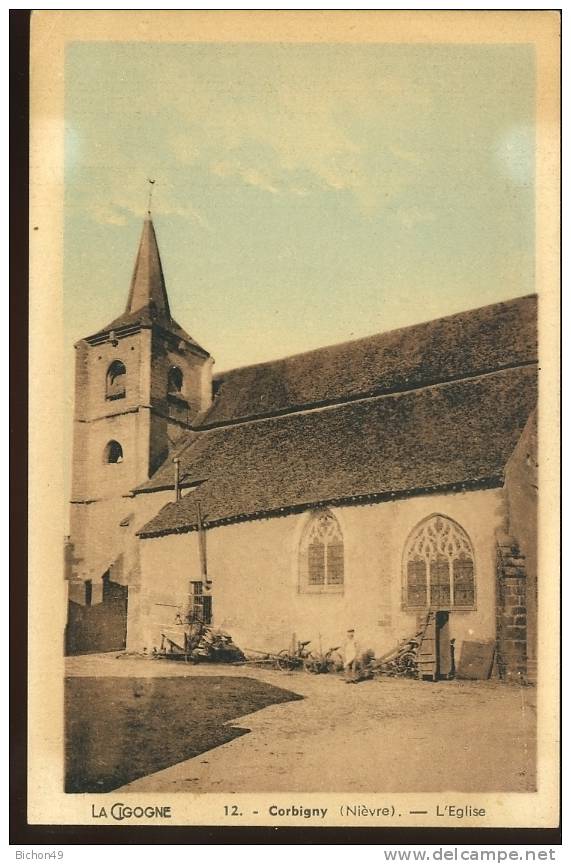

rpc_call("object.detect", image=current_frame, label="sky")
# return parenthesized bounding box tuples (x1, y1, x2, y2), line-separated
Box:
(63, 41, 535, 478)
(65, 42, 535, 358)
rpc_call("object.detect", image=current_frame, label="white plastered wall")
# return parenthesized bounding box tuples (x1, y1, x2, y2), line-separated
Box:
(136, 487, 506, 659)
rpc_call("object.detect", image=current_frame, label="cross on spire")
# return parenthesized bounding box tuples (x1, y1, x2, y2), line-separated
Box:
(147, 178, 156, 216)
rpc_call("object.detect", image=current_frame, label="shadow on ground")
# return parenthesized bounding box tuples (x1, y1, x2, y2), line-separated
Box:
(65, 675, 303, 792)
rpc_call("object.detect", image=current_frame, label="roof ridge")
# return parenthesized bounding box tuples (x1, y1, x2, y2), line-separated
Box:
(213, 293, 537, 381)
(199, 359, 537, 433)
(134, 362, 537, 498)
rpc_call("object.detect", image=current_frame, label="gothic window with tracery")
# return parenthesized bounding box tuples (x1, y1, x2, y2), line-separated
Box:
(403, 515, 475, 609)
(299, 509, 344, 593)
(106, 360, 126, 400)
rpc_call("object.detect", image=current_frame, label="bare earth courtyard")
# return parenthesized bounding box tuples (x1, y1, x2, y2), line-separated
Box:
(65, 654, 536, 794)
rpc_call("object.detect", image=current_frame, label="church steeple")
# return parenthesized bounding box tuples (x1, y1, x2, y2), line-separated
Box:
(86, 214, 209, 355)
(125, 216, 171, 318)
(70, 210, 214, 593)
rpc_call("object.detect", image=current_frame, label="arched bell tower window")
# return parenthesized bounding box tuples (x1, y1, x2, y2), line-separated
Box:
(403, 514, 475, 610)
(299, 509, 344, 594)
(106, 360, 126, 400)
(104, 440, 123, 464)
(168, 365, 184, 394)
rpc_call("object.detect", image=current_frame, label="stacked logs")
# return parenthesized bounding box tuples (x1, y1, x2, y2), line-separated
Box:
(374, 637, 420, 678)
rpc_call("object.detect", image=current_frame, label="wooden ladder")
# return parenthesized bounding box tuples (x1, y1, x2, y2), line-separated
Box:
(416, 611, 438, 680)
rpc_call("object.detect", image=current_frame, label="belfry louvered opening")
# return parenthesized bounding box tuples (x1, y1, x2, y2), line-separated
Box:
(106, 360, 126, 400)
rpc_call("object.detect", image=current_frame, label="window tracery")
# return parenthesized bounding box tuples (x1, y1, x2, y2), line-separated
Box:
(404, 515, 475, 609)
(299, 509, 344, 593)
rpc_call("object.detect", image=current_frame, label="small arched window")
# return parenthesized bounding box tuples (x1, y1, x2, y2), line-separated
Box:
(403, 515, 475, 610)
(299, 509, 344, 593)
(168, 365, 184, 394)
(106, 360, 126, 400)
(104, 440, 123, 464)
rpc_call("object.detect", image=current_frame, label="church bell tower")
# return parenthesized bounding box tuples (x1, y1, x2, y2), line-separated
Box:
(68, 215, 213, 595)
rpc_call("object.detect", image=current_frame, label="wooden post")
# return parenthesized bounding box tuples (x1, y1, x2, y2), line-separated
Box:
(173, 458, 181, 501)
(196, 501, 209, 589)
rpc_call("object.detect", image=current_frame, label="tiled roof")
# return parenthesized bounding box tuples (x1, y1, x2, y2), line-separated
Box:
(138, 364, 537, 537)
(196, 295, 537, 428)
(86, 304, 208, 355)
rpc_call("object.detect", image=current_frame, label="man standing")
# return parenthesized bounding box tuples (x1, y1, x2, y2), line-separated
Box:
(343, 628, 360, 683)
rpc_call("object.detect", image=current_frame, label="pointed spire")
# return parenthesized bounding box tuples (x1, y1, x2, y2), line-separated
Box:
(125, 216, 171, 319)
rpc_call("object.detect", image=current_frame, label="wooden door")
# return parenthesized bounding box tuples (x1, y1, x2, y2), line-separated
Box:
(436, 611, 452, 679)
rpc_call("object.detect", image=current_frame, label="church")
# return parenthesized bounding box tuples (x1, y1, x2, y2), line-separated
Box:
(66, 215, 538, 682)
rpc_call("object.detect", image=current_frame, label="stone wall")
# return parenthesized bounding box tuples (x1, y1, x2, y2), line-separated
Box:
(495, 533, 528, 682)
(69, 321, 211, 600)
(65, 578, 128, 655)
(68, 489, 173, 589)
(70, 330, 153, 504)
(503, 411, 537, 682)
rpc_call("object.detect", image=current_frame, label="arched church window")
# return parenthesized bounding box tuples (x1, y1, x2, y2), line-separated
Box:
(168, 365, 184, 394)
(106, 360, 126, 400)
(104, 440, 123, 464)
(299, 509, 344, 593)
(403, 515, 475, 610)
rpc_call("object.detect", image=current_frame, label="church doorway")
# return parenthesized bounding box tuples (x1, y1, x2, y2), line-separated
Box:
(435, 611, 453, 679)
(418, 610, 453, 680)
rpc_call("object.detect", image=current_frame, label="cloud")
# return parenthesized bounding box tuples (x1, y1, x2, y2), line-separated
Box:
(76, 46, 518, 224)
(70, 44, 440, 219)
(157, 63, 431, 210)
(242, 168, 279, 195)
(210, 160, 280, 195)
(89, 190, 211, 231)
(90, 203, 130, 226)
(397, 205, 436, 230)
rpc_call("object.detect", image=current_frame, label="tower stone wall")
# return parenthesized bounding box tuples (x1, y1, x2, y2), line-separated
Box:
(71, 329, 153, 503)
(67, 217, 213, 606)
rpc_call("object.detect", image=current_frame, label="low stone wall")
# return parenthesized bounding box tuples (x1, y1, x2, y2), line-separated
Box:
(65, 579, 128, 655)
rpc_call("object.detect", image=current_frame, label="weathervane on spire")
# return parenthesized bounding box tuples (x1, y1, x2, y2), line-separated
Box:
(147, 178, 156, 216)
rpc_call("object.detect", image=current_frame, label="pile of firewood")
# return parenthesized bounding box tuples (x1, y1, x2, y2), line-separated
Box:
(373, 638, 419, 678)
(154, 620, 245, 663)
(191, 626, 245, 663)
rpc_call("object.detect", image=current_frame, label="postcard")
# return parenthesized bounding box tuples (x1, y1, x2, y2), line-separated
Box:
(26, 10, 560, 834)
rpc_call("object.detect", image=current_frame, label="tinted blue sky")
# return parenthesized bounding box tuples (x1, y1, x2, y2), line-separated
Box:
(65, 42, 535, 373)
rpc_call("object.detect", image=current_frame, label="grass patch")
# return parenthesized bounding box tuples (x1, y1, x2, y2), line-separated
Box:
(66, 675, 302, 792)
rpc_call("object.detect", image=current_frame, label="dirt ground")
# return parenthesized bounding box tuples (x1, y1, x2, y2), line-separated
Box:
(65, 653, 536, 794)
